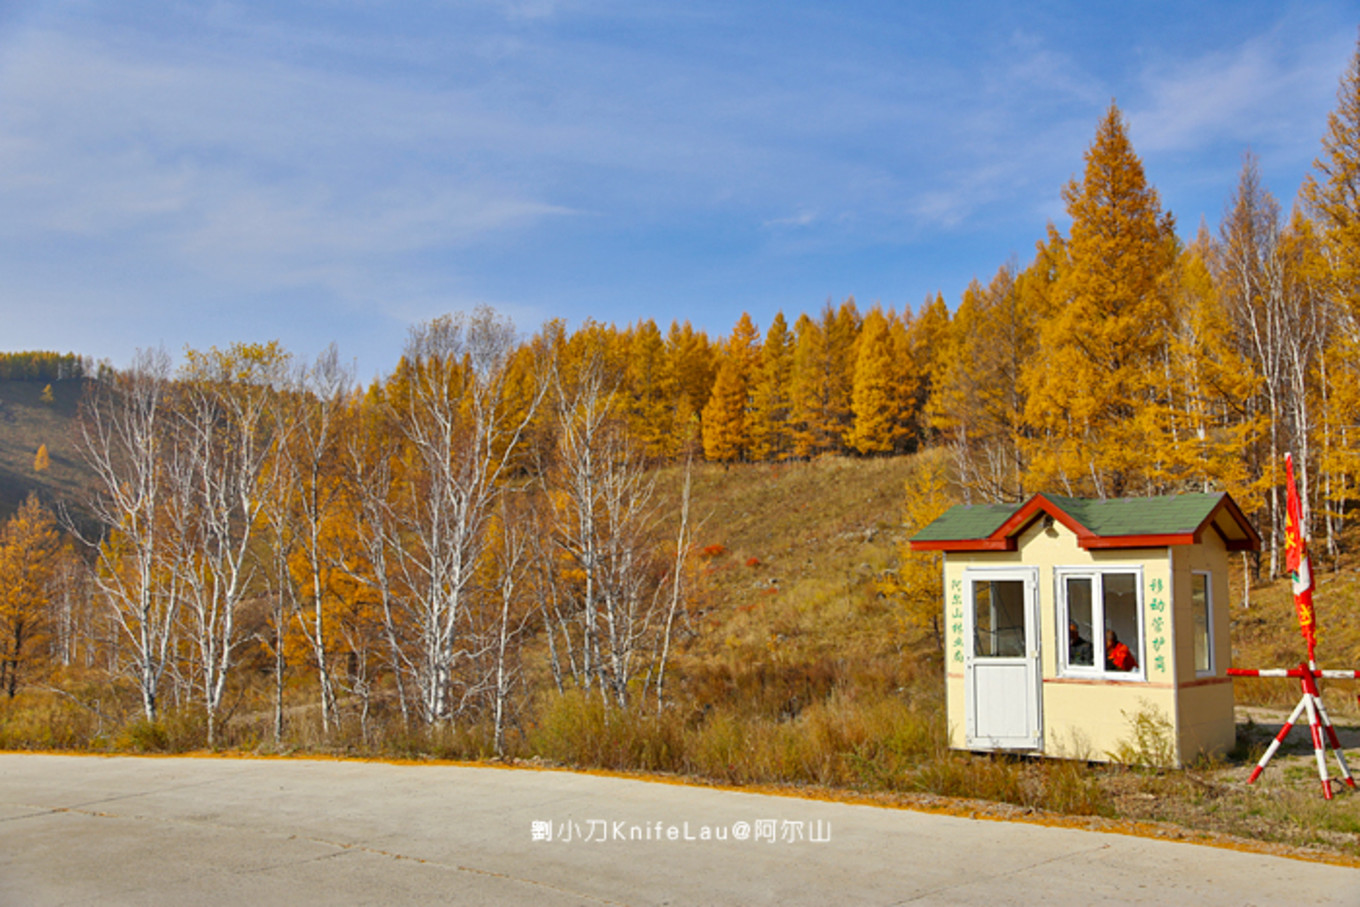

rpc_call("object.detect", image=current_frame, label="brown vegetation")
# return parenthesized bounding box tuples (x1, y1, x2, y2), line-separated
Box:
(5, 41, 1360, 861)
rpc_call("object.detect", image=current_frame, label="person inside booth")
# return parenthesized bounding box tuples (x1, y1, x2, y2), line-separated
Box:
(1105, 629, 1137, 672)
(1069, 621, 1093, 666)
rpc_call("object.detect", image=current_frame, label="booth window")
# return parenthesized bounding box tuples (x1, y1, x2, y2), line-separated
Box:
(971, 578, 1026, 658)
(1192, 571, 1213, 675)
(1058, 569, 1143, 679)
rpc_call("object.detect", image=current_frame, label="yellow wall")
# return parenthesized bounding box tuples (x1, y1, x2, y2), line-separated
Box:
(1040, 682, 1178, 761)
(1175, 681, 1236, 761)
(1170, 540, 1237, 760)
(942, 517, 1236, 765)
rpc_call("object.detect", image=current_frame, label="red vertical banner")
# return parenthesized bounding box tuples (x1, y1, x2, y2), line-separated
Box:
(1284, 453, 1317, 662)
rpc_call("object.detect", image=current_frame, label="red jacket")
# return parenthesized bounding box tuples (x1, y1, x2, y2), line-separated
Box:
(1107, 641, 1137, 672)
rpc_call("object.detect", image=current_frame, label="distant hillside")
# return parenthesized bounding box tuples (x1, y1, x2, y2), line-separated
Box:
(674, 455, 914, 641)
(0, 377, 93, 525)
(654, 454, 924, 712)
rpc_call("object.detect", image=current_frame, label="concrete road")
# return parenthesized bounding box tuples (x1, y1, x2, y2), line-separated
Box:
(0, 754, 1356, 906)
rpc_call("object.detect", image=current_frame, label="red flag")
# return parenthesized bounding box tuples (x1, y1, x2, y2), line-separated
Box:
(1284, 453, 1316, 661)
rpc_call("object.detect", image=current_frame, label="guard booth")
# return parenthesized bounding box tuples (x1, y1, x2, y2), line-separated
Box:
(910, 492, 1260, 766)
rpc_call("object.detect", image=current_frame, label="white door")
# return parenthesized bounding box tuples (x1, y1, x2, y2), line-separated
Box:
(963, 568, 1042, 751)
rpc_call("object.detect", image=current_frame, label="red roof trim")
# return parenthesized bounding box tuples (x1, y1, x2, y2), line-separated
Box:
(988, 493, 1094, 544)
(909, 538, 1016, 552)
(1081, 533, 1197, 549)
(1198, 495, 1263, 552)
(995, 491, 1263, 552)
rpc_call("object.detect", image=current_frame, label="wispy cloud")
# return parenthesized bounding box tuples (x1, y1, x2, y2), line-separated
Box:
(1128, 26, 1351, 157)
(0, 24, 580, 295)
(763, 210, 819, 229)
(0, 1, 1353, 373)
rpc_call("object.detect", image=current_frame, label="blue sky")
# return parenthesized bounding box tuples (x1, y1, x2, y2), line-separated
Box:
(0, 1, 1354, 380)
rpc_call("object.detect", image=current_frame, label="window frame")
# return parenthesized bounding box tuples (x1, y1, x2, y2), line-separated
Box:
(1190, 570, 1214, 677)
(1055, 565, 1145, 682)
(969, 574, 1030, 659)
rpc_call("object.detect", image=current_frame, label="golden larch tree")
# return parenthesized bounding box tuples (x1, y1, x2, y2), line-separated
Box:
(701, 313, 760, 462)
(909, 292, 951, 444)
(788, 300, 860, 456)
(847, 306, 912, 454)
(666, 320, 715, 449)
(1022, 102, 1176, 498)
(624, 319, 680, 459)
(0, 493, 60, 696)
(825, 299, 861, 441)
(788, 313, 831, 457)
(748, 312, 795, 461)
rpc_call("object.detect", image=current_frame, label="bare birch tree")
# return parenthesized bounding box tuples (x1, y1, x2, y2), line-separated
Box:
(75, 348, 179, 721)
(481, 494, 534, 755)
(260, 382, 300, 743)
(546, 353, 673, 708)
(1218, 155, 1289, 575)
(388, 307, 543, 724)
(652, 454, 694, 714)
(341, 397, 414, 728)
(285, 344, 353, 735)
(171, 343, 287, 745)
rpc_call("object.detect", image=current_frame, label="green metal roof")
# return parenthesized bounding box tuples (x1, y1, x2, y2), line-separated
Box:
(1041, 493, 1228, 537)
(911, 492, 1260, 551)
(911, 502, 1016, 542)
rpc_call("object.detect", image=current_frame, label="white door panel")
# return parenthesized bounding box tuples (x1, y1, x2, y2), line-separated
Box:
(964, 569, 1042, 751)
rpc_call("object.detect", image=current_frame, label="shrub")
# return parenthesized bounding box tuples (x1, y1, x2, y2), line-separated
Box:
(0, 692, 101, 750)
(1109, 701, 1176, 769)
(529, 691, 686, 774)
(115, 718, 170, 753)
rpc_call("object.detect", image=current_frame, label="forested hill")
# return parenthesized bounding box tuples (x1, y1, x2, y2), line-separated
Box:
(0, 352, 94, 522)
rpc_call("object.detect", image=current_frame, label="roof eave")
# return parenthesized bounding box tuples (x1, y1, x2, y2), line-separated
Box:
(1196, 494, 1263, 553)
(988, 493, 1096, 545)
(1080, 533, 1197, 549)
(909, 538, 1017, 552)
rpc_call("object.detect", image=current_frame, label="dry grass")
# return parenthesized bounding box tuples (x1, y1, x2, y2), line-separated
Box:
(0, 690, 102, 750)
(1228, 554, 1360, 720)
(0, 377, 92, 521)
(524, 684, 1111, 816)
(7, 455, 1360, 859)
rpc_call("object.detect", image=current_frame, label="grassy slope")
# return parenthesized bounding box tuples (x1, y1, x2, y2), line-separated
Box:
(657, 457, 1360, 856)
(0, 378, 90, 522)
(3, 423, 1357, 854)
(674, 456, 916, 654)
(652, 455, 930, 720)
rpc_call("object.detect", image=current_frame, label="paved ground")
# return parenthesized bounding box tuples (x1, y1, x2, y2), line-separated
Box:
(1, 754, 1358, 906)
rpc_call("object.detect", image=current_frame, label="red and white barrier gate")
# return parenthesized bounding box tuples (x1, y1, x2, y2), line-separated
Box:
(1227, 663, 1358, 799)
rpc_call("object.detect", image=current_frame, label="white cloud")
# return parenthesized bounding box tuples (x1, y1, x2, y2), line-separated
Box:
(0, 1, 1352, 375)
(991, 30, 1108, 110)
(762, 210, 818, 229)
(0, 25, 582, 296)
(1127, 28, 1351, 156)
